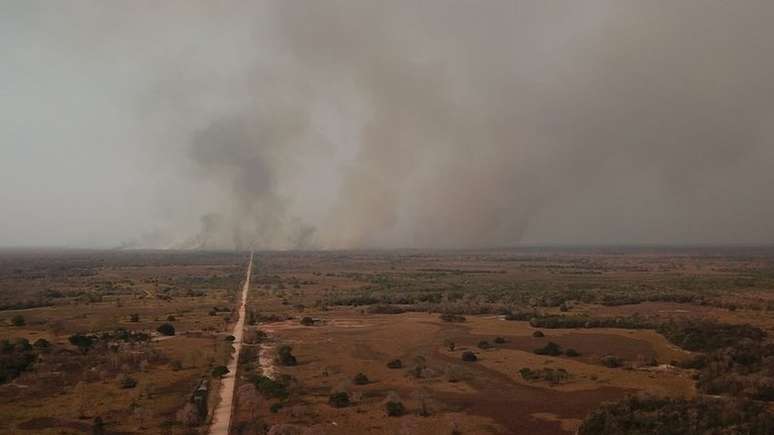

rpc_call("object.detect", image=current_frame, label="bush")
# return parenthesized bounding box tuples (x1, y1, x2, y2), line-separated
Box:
(353, 373, 370, 385)
(129, 313, 140, 322)
(494, 336, 506, 344)
(534, 342, 562, 356)
(68, 334, 94, 353)
(656, 320, 765, 352)
(166, 315, 176, 321)
(387, 359, 403, 369)
(11, 315, 25, 327)
(270, 403, 283, 413)
(601, 355, 623, 368)
(532, 330, 544, 338)
(224, 335, 235, 342)
(565, 348, 580, 357)
(277, 345, 297, 366)
(156, 323, 175, 336)
(300, 317, 315, 326)
(254, 375, 289, 399)
(119, 375, 138, 389)
(461, 351, 477, 362)
(367, 305, 405, 314)
(445, 365, 465, 383)
(530, 315, 657, 330)
(33, 338, 50, 349)
(504, 311, 535, 321)
(579, 395, 774, 435)
(477, 340, 492, 349)
(328, 392, 350, 408)
(386, 401, 406, 417)
(212, 366, 230, 378)
(519, 367, 570, 384)
(0, 340, 37, 384)
(439, 313, 466, 323)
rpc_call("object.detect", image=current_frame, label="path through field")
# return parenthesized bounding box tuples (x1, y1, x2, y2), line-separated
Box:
(209, 252, 252, 435)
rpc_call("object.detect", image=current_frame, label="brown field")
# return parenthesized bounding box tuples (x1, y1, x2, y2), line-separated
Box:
(1, 247, 773, 434)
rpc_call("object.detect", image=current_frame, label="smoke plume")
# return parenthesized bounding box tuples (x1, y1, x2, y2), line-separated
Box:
(2, 1, 774, 249)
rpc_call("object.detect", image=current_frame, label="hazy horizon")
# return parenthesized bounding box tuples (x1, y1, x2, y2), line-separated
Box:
(3, 1, 774, 250)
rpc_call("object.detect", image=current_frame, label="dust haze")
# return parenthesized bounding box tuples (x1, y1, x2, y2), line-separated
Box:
(2, 1, 773, 249)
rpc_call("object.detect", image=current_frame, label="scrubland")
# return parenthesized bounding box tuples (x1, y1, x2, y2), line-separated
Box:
(1, 247, 773, 434)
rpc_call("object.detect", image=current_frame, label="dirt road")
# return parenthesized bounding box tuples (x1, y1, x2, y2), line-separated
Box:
(209, 252, 252, 435)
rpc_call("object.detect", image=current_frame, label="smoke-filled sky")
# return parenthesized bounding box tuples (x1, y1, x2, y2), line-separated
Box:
(2, 1, 773, 249)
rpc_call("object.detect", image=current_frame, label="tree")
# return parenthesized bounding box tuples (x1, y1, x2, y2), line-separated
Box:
(11, 315, 25, 327)
(156, 323, 175, 336)
(533, 330, 545, 338)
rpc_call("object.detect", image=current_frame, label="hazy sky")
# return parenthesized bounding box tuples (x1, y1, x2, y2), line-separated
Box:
(2, 1, 773, 249)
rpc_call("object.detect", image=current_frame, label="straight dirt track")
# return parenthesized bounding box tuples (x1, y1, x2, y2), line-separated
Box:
(209, 252, 252, 435)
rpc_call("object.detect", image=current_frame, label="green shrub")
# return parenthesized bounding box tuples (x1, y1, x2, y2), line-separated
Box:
(656, 320, 765, 352)
(534, 342, 562, 356)
(520, 367, 570, 384)
(212, 366, 230, 378)
(461, 351, 477, 362)
(119, 375, 138, 389)
(11, 315, 25, 327)
(353, 373, 370, 385)
(439, 313, 466, 323)
(385, 401, 406, 416)
(601, 355, 623, 368)
(387, 359, 402, 369)
(254, 375, 289, 399)
(277, 345, 297, 366)
(328, 392, 350, 408)
(579, 395, 774, 435)
(68, 334, 94, 353)
(156, 323, 175, 336)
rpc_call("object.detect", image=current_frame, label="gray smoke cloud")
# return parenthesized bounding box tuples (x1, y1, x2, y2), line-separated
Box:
(2, 1, 773, 249)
